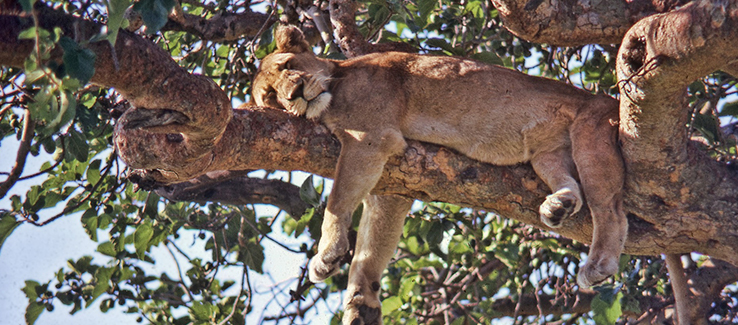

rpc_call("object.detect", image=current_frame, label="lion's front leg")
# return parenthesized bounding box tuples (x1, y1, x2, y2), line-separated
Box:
(309, 129, 407, 283)
(342, 194, 412, 325)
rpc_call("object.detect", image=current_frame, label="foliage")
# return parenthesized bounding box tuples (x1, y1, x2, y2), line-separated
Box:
(1, 0, 738, 325)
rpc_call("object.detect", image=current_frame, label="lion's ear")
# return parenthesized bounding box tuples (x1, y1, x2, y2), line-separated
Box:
(275, 25, 311, 54)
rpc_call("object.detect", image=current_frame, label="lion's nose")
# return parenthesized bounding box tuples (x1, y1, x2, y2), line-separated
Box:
(288, 80, 304, 100)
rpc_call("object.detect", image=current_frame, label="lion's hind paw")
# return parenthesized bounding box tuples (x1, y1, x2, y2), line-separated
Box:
(308, 255, 343, 283)
(309, 237, 350, 283)
(577, 256, 619, 288)
(342, 293, 382, 325)
(539, 189, 581, 228)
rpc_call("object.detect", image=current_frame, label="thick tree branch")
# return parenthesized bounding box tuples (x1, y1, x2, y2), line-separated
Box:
(153, 170, 311, 218)
(1, 3, 232, 161)
(615, 0, 738, 264)
(2, 0, 738, 270)
(165, 5, 276, 42)
(490, 0, 689, 46)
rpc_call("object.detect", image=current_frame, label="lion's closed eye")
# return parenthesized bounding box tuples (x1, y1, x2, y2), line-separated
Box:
(278, 60, 292, 71)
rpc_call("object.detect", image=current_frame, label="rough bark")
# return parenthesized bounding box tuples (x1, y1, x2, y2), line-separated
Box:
(3, 4, 738, 323)
(153, 170, 311, 218)
(615, 0, 738, 267)
(164, 5, 276, 42)
(3, 1, 738, 266)
(491, 0, 689, 46)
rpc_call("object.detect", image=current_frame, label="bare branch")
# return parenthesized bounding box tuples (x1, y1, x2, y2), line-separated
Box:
(328, 0, 415, 57)
(0, 109, 34, 199)
(153, 171, 311, 219)
(686, 258, 738, 323)
(665, 254, 691, 325)
(165, 6, 277, 42)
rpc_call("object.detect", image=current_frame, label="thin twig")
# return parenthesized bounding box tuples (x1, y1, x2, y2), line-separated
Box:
(166, 243, 195, 302)
(241, 211, 303, 253)
(25, 152, 114, 226)
(218, 264, 248, 325)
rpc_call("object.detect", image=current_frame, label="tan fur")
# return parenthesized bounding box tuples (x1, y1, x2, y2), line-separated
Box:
(252, 25, 628, 325)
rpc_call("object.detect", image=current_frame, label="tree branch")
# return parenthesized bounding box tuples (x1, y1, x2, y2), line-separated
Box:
(328, 0, 415, 58)
(2, 0, 738, 271)
(1, 2, 233, 166)
(490, 0, 689, 46)
(0, 109, 34, 199)
(165, 5, 276, 42)
(686, 258, 738, 323)
(615, 0, 738, 264)
(153, 170, 311, 219)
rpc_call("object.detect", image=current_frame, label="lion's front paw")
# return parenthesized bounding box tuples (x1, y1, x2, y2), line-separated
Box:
(577, 256, 618, 288)
(539, 189, 580, 228)
(343, 292, 382, 325)
(309, 236, 349, 283)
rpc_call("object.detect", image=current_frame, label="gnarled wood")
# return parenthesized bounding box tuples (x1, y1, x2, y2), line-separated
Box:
(491, 0, 689, 46)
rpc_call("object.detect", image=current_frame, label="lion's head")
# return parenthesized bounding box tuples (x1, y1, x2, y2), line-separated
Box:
(251, 26, 333, 119)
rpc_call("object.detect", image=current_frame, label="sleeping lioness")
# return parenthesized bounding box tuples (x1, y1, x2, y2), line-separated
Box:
(252, 25, 627, 325)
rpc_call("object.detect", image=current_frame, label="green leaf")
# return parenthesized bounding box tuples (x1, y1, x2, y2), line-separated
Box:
(86, 159, 102, 185)
(22, 280, 41, 301)
(294, 208, 314, 237)
(97, 241, 116, 257)
(254, 26, 276, 59)
(67, 129, 89, 162)
(88, 267, 114, 307)
(105, 0, 131, 45)
(417, 0, 436, 27)
(241, 241, 265, 273)
(68, 256, 93, 274)
(142, 191, 160, 218)
(132, 0, 176, 34)
(591, 284, 623, 325)
(81, 208, 99, 241)
(299, 175, 321, 207)
(381, 295, 403, 314)
(399, 275, 419, 300)
(425, 38, 452, 52)
(368, 4, 391, 27)
(189, 301, 217, 321)
(18, 26, 42, 40)
(25, 302, 45, 325)
(0, 214, 21, 253)
(472, 52, 503, 66)
(133, 222, 154, 258)
(425, 222, 444, 247)
(719, 101, 738, 117)
(58, 37, 96, 85)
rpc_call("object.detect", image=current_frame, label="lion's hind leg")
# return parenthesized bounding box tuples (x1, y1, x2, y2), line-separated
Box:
(309, 128, 407, 283)
(570, 102, 627, 288)
(343, 195, 413, 325)
(531, 149, 583, 228)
